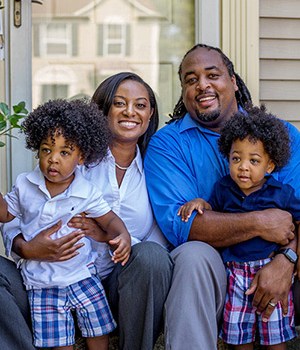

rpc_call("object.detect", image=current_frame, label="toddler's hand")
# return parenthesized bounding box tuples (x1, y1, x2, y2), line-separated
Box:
(177, 198, 211, 222)
(109, 231, 131, 266)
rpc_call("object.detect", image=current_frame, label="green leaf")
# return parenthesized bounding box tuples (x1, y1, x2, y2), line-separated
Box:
(0, 101, 28, 146)
(0, 120, 7, 131)
(0, 102, 9, 116)
(8, 115, 22, 127)
(13, 101, 26, 114)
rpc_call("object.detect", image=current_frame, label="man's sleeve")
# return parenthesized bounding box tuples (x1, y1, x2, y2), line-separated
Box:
(144, 130, 199, 247)
(277, 122, 300, 198)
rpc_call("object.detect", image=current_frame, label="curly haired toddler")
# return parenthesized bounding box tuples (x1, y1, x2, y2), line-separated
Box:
(0, 99, 131, 350)
(178, 105, 300, 350)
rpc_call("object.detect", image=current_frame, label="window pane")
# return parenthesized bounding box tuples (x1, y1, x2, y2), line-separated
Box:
(47, 43, 68, 55)
(107, 44, 122, 55)
(41, 84, 68, 101)
(47, 23, 67, 39)
(108, 24, 122, 39)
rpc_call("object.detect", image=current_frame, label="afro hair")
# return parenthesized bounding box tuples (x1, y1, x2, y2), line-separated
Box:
(218, 104, 291, 169)
(22, 99, 111, 166)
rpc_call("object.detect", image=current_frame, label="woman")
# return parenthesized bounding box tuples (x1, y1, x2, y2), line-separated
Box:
(2, 72, 173, 350)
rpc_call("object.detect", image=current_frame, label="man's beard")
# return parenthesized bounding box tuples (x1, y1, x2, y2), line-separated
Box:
(195, 109, 220, 123)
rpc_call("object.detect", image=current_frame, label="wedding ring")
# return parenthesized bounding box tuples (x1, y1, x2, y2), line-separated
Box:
(268, 301, 276, 307)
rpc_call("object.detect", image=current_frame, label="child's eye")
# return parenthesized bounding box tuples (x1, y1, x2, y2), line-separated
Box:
(231, 156, 240, 162)
(61, 151, 70, 156)
(41, 148, 50, 154)
(250, 159, 259, 165)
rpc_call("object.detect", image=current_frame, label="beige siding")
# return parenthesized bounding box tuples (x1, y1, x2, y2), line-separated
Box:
(263, 101, 300, 121)
(260, 0, 300, 18)
(259, 1, 300, 127)
(260, 60, 300, 80)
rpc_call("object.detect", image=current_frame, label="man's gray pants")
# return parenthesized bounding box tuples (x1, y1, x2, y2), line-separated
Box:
(164, 241, 227, 350)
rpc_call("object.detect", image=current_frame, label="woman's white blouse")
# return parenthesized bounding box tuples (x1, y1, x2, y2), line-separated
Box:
(80, 146, 168, 277)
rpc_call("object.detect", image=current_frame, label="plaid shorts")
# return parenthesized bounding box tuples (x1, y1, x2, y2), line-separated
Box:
(220, 259, 296, 346)
(27, 273, 116, 348)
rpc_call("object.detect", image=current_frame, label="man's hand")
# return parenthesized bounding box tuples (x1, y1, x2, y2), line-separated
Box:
(256, 209, 295, 245)
(13, 221, 85, 261)
(245, 254, 294, 322)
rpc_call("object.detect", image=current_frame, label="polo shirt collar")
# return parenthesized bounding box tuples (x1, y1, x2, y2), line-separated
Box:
(26, 165, 92, 198)
(222, 174, 283, 194)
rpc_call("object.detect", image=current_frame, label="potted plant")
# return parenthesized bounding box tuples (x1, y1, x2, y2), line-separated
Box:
(0, 101, 28, 147)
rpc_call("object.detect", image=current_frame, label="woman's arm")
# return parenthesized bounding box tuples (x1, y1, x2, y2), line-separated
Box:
(0, 194, 15, 222)
(69, 214, 131, 265)
(13, 222, 85, 261)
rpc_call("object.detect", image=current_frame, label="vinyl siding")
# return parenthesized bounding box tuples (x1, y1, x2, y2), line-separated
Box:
(259, 0, 300, 126)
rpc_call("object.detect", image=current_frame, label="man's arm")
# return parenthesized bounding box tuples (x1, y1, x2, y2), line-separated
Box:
(189, 209, 294, 247)
(145, 125, 294, 247)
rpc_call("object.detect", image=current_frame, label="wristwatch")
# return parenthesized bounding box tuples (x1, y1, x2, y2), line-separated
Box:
(275, 248, 298, 264)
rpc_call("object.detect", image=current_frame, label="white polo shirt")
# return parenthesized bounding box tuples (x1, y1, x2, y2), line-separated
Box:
(5, 166, 111, 289)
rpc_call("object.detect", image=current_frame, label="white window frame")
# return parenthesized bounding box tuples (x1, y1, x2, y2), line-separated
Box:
(3, 0, 33, 188)
(103, 16, 126, 57)
(39, 22, 73, 57)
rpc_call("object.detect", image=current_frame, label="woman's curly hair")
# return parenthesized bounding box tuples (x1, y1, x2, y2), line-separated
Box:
(22, 99, 111, 166)
(218, 104, 290, 169)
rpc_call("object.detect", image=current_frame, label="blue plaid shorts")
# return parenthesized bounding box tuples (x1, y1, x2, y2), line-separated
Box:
(220, 259, 296, 346)
(27, 273, 116, 348)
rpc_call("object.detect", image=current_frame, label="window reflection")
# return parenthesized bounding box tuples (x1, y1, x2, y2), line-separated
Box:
(32, 0, 194, 126)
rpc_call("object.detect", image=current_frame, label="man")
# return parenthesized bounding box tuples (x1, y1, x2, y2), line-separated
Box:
(144, 44, 300, 350)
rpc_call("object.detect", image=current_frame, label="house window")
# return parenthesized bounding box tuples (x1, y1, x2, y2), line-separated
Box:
(104, 23, 125, 55)
(97, 22, 130, 57)
(41, 84, 69, 101)
(36, 23, 73, 57)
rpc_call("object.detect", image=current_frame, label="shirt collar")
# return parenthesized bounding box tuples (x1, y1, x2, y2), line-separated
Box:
(26, 166, 93, 198)
(107, 145, 143, 175)
(179, 113, 219, 136)
(179, 105, 245, 136)
(221, 174, 283, 192)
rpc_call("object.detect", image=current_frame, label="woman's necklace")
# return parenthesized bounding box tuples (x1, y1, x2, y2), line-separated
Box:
(115, 162, 129, 171)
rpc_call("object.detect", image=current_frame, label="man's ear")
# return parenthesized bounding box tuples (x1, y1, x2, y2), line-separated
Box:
(231, 74, 238, 92)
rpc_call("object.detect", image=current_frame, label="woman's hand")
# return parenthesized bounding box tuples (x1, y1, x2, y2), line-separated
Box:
(13, 221, 85, 261)
(109, 232, 131, 266)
